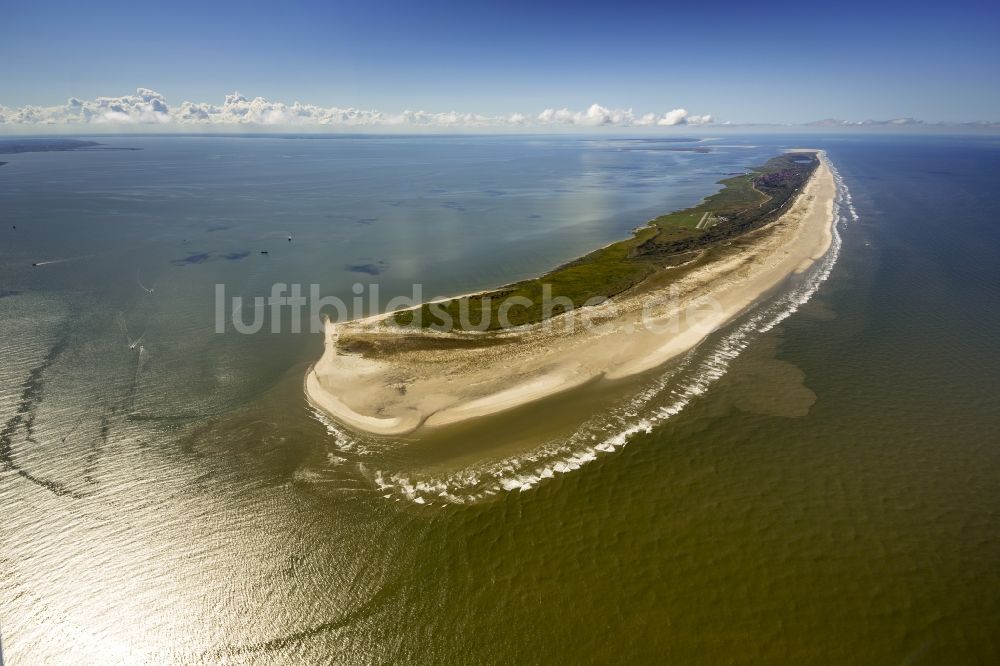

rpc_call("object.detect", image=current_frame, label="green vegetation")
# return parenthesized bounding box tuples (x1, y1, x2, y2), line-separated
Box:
(394, 152, 818, 331)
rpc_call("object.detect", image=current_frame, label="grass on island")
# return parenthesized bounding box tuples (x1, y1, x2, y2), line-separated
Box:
(393, 152, 819, 331)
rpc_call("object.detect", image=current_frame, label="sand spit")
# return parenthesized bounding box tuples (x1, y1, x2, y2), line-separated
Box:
(306, 152, 838, 435)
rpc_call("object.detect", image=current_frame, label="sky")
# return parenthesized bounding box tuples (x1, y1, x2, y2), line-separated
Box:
(1, 0, 998, 131)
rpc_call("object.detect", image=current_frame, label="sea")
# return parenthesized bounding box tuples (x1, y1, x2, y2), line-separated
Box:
(1, 133, 998, 663)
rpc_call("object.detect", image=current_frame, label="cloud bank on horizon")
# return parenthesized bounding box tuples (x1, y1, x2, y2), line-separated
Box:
(0, 88, 713, 129)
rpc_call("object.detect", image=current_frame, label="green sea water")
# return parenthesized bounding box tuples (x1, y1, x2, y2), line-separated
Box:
(1, 135, 998, 663)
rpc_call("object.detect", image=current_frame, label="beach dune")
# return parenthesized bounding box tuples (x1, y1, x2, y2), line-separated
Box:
(306, 151, 838, 435)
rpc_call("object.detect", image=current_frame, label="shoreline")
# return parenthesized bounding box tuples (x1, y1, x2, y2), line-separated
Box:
(306, 151, 838, 436)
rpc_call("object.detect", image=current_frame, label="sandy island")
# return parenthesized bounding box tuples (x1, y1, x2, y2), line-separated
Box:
(306, 151, 837, 435)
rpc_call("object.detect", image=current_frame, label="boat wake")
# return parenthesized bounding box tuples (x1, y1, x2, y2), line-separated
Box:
(311, 164, 857, 505)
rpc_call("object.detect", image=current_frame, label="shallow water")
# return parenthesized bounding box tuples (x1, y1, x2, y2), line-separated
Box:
(1, 134, 998, 663)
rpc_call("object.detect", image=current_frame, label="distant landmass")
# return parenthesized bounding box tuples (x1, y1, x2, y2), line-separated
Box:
(0, 138, 140, 155)
(804, 117, 1000, 129)
(0, 138, 100, 154)
(806, 117, 923, 127)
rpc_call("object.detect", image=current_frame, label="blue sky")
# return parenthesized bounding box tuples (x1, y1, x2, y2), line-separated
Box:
(2, 0, 998, 128)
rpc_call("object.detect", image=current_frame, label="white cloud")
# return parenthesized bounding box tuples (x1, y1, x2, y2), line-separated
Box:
(537, 104, 637, 126)
(0, 88, 714, 130)
(537, 104, 713, 128)
(0, 88, 174, 125)
(657, 108, 689, 126)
